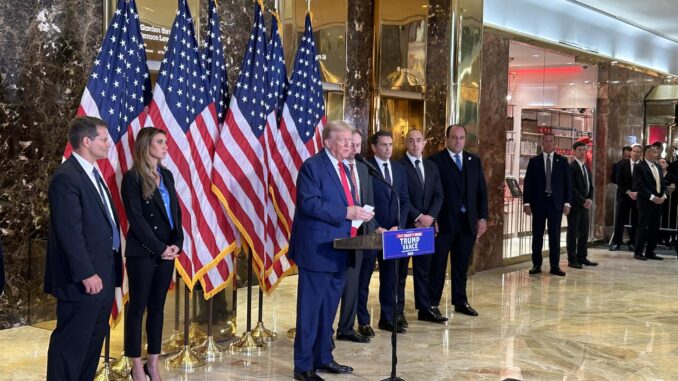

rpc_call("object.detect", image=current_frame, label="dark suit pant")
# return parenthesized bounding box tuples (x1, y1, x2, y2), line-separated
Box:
(47, 290, 114, 381)
(338, 250, 363, 335)
(377, 255, 409, 322)
(566, 206, 589, 262)
(635, 202, 662, 256)
(356, 250, 377, 326)
(125, 256, 175, 357)
(412, 254, 433, 310)
(532, 200, 563, 269)
(430, 220, 475, 307)
(294, 268, 345, 373)
(612, 198, 637, 245)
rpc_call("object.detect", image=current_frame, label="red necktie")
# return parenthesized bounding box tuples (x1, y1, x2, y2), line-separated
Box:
(338, 162, 357, 237)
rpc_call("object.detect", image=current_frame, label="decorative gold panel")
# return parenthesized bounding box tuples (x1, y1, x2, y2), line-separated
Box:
(324, 91, 345, 122)
(280, 0, 347, 84)
(378, 97, 424, 158)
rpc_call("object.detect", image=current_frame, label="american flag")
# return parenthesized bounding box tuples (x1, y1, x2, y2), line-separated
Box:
(261, 13, 294, 291)
(212, 1, 288, 292)
(65, 0, 151, 324)
(275, 13, 326, 230)
(201, 0, 229, 124)
(147, 0, 236, 296)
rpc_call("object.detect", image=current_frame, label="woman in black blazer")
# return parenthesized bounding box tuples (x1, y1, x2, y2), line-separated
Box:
(122, 127, 183, 381)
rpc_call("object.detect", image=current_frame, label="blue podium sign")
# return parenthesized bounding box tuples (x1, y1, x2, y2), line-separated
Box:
(382, 227, 435, 260)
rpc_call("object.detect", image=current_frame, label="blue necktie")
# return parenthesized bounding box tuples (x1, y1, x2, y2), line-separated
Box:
(454, 154, 462, 171)
(93, 169, 121, 251)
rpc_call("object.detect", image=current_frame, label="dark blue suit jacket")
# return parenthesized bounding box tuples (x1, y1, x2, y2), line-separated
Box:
(398, 156, 443, 227)
(288, 150, 353, 273)
(523, 152, 572, 211)
(429, 150, 488, 236)
(44, 156, 123, 302)
(368, 158, 409, 230)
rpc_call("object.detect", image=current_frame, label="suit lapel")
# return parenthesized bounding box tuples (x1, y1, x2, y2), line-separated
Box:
(356, 163, 369, 203)
(404, 158, 424, 192)
(69, 157, 113, 228)
(322, 151, 348, 206)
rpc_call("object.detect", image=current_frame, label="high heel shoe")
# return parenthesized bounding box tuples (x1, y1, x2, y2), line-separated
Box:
(143, 363, 151, 379)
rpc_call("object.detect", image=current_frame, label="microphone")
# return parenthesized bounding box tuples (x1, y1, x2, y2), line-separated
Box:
(354, 154, 383, 180)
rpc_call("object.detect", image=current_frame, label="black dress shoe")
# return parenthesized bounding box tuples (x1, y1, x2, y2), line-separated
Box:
(549, 267, 566, 276)
(609, 244, 621, 251)
(528, 266, 541, 274)
(581, 259, 598, 266)
(634, 254, 647, 261)
(417, 308, 448, 323)
(357, 325, 375, 337)
(431, 306, 442, 316)
(336, 332, 370, 343)
(397, 314, 408, 328)
(378, 319, 406, 333)
(568, 261, 583, 269)
(646, 254, 664, 260)
(454, 303, 479, 317)
(294, 370, 324, 381)
(317, 360, 353, 374)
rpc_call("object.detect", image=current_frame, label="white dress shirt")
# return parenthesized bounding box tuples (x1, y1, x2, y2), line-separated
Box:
(406, 152, 425, 183)
(72, 152, 116, 222)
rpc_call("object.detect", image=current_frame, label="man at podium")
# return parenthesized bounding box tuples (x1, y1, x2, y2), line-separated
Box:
(288, 120, 375, 381)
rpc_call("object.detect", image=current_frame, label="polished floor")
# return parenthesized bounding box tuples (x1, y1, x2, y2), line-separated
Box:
(2, 248, 678, 380)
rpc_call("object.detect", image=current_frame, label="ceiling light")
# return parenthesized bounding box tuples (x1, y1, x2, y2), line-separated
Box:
(532, 54, 540, 58)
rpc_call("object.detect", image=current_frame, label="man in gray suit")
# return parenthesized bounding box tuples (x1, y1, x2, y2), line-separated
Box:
(336, 129, 376, 343)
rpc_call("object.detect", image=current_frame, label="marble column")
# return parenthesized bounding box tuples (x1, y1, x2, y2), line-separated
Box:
(0, 0, 103, 328)
(423, 0, 451, 155)
(594, 64, 664, 240)
(474, 30, 509, 271)
(343, 0, 374, 142)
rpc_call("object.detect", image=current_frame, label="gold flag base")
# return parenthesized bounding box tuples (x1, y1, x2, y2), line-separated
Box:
(166, 345, 205, 370)
(162, 329, 184, 355)
(108, 353, 132, 379)
(188, 322, 207, 347)
(194, 336, 225, 362)
(220, 319, 237, 339)
(287, 328, 296, 340)
(93, 363, 111, 381)
(229, 331, 267, 354)
(251, 321, 278, 342)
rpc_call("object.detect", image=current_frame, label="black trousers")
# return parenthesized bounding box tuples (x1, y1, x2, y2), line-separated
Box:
(377, 255, 409, 322)
(635, 201, 662, 256)
(430, 218, 475, 307)
(412, 252, 433, 310)
(47, 290, 114, 381)
(566, 206, 590, 262)
(612, 197, 637, 245)
(125, 255, 175, 357)
(532, 200, 563, 269)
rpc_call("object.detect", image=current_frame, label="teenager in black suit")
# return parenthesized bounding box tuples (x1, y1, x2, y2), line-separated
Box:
(566, 141, 598, 268)
(633, 145, 666, 261)
(429, 125, 488, 317)
(398, 130, 446, 324)
(121, 128, 183, 381)
(523, 132, 572, 276)
(610, 144, 642, 251)
(45, 116, 123, 381)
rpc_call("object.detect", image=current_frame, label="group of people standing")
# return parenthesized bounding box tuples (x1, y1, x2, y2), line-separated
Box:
(610, 143, 676, 260)
(45, 116, 182, 381)
(289, 122, 489, 381)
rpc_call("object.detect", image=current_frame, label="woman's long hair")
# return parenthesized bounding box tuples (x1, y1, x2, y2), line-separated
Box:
(132, 128, 166, 200)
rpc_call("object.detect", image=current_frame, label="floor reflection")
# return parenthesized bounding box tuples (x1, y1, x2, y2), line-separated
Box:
(2, 248, 678, 380)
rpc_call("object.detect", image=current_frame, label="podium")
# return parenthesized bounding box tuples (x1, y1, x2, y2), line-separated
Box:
(334, 228, 434, 381)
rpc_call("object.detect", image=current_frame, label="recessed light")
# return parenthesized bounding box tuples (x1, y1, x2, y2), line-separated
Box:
(584, 80, 590, 84)
(532, 54, 540, 58)
(611, 61, 618, 64)
(567, 62, 573, 64)
(569, 83, 575, 86)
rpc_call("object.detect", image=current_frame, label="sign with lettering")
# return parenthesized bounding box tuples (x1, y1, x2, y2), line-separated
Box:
(382, 228, 435, 260)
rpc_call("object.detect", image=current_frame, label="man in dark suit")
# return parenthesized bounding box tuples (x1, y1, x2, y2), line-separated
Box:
(566, 141, 598, 269)
(633, 144, 666, 261)
(523, 132, 572, 277)
(368, 130, 409, 333)
(398, 129, 446, 324)
(429, 124, 488, 317)
(289, 121, 374, 381)
(337, 130, 375, 344)
(610, 144, 642, 251)
(45, 116, 123, 381)
(611, 146, 632, 184)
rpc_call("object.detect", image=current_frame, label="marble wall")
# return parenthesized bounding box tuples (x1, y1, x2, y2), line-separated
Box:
(474, 31, 509, 272)
(593, 64, 664, 240)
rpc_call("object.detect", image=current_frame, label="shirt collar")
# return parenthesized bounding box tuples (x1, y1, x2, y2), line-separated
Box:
(71, 152, 95, 175)
(543, 151, 554, 158)
(374, 156, 390, 169)
(575, 158, 586, 166)
(645, 159, 656, 167)
(406, 152, 422, 165)
(325, 149, 341, 169)
(446, 148, 463, 160)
